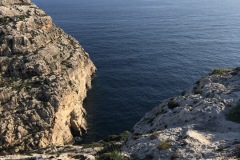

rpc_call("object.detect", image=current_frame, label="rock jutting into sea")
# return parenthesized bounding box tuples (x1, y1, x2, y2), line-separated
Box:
(0, 0, 96, 154)
(123, 68, 240, 160)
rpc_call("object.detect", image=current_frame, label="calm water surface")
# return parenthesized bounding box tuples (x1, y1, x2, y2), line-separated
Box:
(33, 0, 240, 142)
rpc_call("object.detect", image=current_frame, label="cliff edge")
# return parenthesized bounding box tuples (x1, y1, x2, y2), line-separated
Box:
(123, 68, 240, 160)
(0, 0, 96, 154)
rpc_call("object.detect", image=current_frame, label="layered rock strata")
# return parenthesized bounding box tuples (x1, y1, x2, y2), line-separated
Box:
(0, 0, 96, 154)
(123, 68, 240, 160)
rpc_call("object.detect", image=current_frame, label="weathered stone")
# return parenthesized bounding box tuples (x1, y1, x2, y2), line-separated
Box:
(0, 0, 31, 6)
(0, 0, 96, 154)
(1, 145, 100, 160)
(123, 68, 240, 160)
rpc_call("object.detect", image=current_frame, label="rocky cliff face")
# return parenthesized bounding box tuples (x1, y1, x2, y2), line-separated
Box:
(0, 0, 96, 154)
(123, 68, 240, 160)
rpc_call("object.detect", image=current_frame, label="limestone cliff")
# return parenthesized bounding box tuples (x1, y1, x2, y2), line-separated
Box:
(4, 68, 240, 160)
(0, 0, 96, 154)
(123, 68, 240, 160)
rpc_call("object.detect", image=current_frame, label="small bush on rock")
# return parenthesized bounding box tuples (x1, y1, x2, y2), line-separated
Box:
(104, 131, 130, 142)
(210, 68, 231, 75)
(234, 146, 240, 158)
(227, 103, 240, 123)
(168, 99, 179, 109)
(92, 131, 130, 160)
(157, 141, 172, 150)
(82, 141, 106, 148)
(96, 142, 124, 160)
(96, 151, 124, 160)
(0, 15, 29, 25)
(170, 153, 180, 160)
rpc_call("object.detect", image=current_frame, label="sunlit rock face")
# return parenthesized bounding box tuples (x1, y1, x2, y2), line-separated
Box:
(123, 68, 240, 160)
(0, 0, 96, 154)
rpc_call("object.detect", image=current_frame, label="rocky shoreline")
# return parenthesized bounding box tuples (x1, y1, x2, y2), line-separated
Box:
(3, 67, 240, 160)
(1, 0, 240, 160)
(123, 68, 240, 160)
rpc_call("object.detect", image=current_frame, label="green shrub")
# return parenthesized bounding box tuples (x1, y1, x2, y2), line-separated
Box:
(235, 146, 240, 158)
(96, 151, 124, 160)
(83, 131, 129, 160)
(0, 16, 11, 25)
(193, 85, 202, 95)
(133, 134, 141, 140)
(168, 99, 179, 109)
(97, 142, 122, 156)
(104, 131, 129, 142)
(170, 153, 180, 160)
(95, 140, 125, 160)
(157, 141, 172, 150)
(0, 15, 29, 25)
(210, 68, 231, 75)
(227, 103, 240, 123)
(82, 141, 106, 148)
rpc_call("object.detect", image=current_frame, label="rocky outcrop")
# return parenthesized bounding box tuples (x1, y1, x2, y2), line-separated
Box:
(2, 145, 100, 160)
(123, 68, 240, 160)
(0, 131, 130, 160)
(0, 0, 96, 154)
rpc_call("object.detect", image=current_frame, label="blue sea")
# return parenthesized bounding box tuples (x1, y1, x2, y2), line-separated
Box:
(33, 0, 240, 142)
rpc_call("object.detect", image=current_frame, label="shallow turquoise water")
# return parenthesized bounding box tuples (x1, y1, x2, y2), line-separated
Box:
(33, 0, 240, 142)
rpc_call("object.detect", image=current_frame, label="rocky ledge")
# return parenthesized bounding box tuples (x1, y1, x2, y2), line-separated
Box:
(123, 68, 240, 160)
(0, 0, 96, 154)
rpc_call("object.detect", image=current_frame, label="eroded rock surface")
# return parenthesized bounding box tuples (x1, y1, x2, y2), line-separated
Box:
(0, 0, 96, 154)
(1, 145, 100, 160)
(123, 68, 240, 160)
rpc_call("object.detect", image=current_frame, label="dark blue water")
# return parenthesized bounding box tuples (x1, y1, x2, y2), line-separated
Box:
(33, 0, 240, 142)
